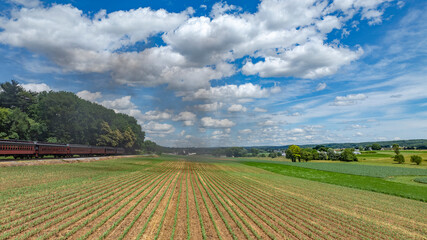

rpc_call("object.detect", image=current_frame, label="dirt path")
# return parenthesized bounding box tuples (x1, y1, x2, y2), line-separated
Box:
(0, 155, 142, 167)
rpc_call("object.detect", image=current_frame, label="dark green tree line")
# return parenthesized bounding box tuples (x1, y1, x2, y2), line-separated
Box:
(0, 80, 146, 152)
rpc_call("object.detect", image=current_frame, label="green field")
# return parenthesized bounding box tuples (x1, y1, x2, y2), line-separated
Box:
(0, 155, 426, 239)
(242, 161, 427, 201)
(241, 160, 427, 177)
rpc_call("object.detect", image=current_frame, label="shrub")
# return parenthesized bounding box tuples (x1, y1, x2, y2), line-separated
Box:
(393, 154, 405, 164)
(410, 155, 422, 165)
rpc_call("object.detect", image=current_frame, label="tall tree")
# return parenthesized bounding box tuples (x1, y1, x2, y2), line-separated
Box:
(392, 144, 400, 155)
(285, 145, 301, 162)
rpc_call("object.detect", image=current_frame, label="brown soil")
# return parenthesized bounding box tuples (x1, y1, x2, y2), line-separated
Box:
(3, 160, 427, 240)
(15, 172, 145, 240)
(185, 167, 203, 240)
(112, 170, 177, 239)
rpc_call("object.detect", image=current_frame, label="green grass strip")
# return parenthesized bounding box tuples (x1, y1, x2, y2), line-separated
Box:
(242, 161, 427, 202)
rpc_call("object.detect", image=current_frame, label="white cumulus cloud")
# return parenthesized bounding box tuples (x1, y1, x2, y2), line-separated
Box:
(195, 102, 224, 112)
(201, 117, 235, 128)
(253, 107, 268, 113)
(332, 93, 367, 106)
(183, 83, 270, 101)
(173, 111, 197, 126)
(316, 82, 327, 91)
(228, 104, 247, 113)
(20, 83, 51, 93)
(76, 90, 102, 102)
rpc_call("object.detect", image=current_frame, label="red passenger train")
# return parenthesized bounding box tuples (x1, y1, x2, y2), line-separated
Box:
(0, 139, 125, 159)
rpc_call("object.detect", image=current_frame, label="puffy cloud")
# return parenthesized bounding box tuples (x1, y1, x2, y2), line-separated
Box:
(258, 120, 275, 126)
(239, 129, 252, 134)
(173, 111, 196, 125)
(242, 40, 363, 79)
(288, 128, 305, 134)
(143, 121, 175, 134)
(0, 5, 224, 90)
(76, 90, 102, 102)
(253, 107, 268, 113)
(270, 86, 281, 94)
(9, 0, 40, 7)
(0, 0, 390, 92)
(142, 110, 172, 121)
(0, 5, 189, 53)
(228, 104, 247, 113)
(184, 83, 270, 101)
(332, 93, 367, 106)
(20, 83, 51, 92)
(201, 117, 235, 128)
(195, 102, 224, 112)
(100, 96, 136, 112)
(316, 82, 327, 91)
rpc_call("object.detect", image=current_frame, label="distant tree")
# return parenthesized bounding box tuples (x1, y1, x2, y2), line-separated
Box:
(0, 80, 37, 112)
(268, 152, 277, 158)
(121, 127, 136, 150)
(285, 145, 301, 162)
(1, 108, 34, 140)
(393, 154, 405, 164)
(371, 143, 382, 150)
(225, 147, 247, 157)
(311, 149, 319, 160)
(327, 148, 339, 161)
(142, 140, 159, 154)
(300, 148, 313, 161)
(250, 148, 260, 156)
(340, 148, 358, 162)
(97, 121, 122, 147)
(410, 155, 422, 165)
(318, 151, 328, 160)
(213, 148, 226, 157)
(0, 107, 11, 138)
(392, 144, 400, 155)
(313, 145, 324, 150)
(314, 145, 328, 152)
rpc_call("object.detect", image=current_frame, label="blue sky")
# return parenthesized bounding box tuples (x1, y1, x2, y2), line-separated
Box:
(0, 0, 426, 147)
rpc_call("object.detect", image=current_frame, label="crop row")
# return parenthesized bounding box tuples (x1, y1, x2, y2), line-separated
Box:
(1, 159, 426, 240)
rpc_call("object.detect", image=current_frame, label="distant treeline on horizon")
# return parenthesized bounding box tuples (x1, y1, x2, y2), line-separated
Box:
(161, 139, 427, 155)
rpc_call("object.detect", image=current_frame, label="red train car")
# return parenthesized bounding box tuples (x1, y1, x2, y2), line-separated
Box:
(1, 139, 125, 159)
(116, 148, 125, 155)
(91, 146, 106, 155)
(105, 147, 116, 155)
(69, 144, 92, 156)
(36, 143, 68, 158)
(0, 140, 35, 159)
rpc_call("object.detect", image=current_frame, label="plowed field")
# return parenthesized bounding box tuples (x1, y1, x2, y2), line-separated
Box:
(0, 156, 426, 239)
